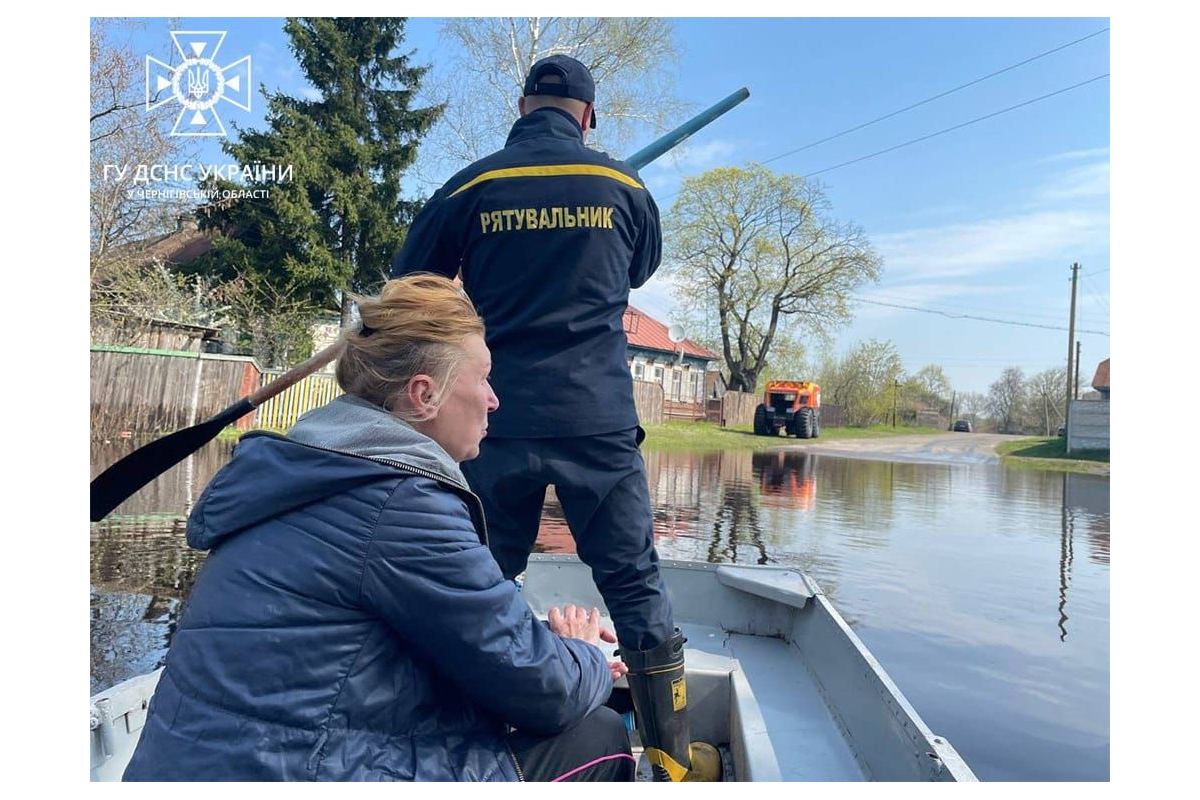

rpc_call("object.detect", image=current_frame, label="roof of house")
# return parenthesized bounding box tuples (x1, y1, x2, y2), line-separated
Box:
(1092, 358, 1110, 390)
(623, 306, 718, 360)
(106, 216, 216, 268)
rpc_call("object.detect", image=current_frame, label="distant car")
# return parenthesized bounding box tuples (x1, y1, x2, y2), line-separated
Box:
(952, 420, 972, 433)
(1057, 425, 1066, 437)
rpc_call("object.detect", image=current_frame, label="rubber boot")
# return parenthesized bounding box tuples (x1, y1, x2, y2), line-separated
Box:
(620, 628, 722, 782)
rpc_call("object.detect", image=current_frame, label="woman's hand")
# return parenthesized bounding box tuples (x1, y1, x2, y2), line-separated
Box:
(547, 605, 628, 681)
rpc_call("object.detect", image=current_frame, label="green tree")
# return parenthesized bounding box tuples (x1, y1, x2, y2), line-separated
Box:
(912, 364, 952, 408)
(816, 339, 903, 427)
(903, 363, 953, 421)
(756, 333, 811, 388)
(665, 165, 881, 393)
(194, 18, 441, 323)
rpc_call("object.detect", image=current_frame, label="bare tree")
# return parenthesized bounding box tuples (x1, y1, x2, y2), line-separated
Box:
(90, 18, 191, 270)
(1025, 367, 1068, 435)
(666, 164, 881, 393)
(987, 367, 1028, 434)
(959, 391, 989, 428)
(90, 261, 234, 346)
(411, 17, 688, 189)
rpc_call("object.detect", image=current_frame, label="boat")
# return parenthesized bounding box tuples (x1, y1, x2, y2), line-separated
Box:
(89, 554, 977, 781)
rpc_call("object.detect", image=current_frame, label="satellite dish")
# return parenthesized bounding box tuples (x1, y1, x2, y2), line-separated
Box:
(667, 324, 687, 366)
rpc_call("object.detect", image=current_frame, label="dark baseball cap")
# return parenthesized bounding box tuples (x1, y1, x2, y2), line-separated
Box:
(523, 54, 597, 129)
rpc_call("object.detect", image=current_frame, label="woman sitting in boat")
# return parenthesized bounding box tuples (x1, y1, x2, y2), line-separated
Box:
(124, 273, 635, 782)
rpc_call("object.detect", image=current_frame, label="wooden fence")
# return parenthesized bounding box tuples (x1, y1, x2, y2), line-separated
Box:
(632, 380, 664, 425)
(254, 371, 344, 430)
(717, 391, 759, 428)
(91, 346, 261, 438)
(820, 403, 846, 429)
(664, 399, 707, 422)
(93, 349, 853, 437)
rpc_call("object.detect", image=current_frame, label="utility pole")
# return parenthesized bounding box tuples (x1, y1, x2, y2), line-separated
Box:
(1074, 341, 1082, 401)
(1065, 263, 1080, 440)
(892, 378, 899, 428)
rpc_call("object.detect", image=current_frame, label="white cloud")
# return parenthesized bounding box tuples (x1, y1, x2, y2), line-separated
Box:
(642, 173, 681, 199)
(861, 282, 1020, 308)
(1033, 160, 1109, 203)
(873, 156, 1110, 282)
(1037, 147, 1109, 164)
(874, 208, 1109, 281)
(254, 40, 297, 84)
(853, 281, 1068, 324)
(667, 138, 738, 171)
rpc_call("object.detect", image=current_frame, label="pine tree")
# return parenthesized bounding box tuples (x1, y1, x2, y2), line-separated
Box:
(193, 18, 441, 324)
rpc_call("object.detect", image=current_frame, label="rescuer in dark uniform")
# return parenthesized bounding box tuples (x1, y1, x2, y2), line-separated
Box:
(390, 55, 718, 782)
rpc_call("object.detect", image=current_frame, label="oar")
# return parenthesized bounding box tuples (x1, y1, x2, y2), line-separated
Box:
(90, 341, 344, 522)
(624, 87, 749, 171)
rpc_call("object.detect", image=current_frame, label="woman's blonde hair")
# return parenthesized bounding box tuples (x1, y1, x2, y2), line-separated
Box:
(336, 273, 484, 422)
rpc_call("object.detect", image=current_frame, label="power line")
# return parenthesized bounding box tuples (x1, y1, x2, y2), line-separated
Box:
(919, 356, 1066, 363)
(856, 297, 1109, 335)
(871, 290, 1108, 326)
(922, 363, 1065, 371)
(801, 74, 1110, 179)
(761, 27, 1109, 166)
(1081, 276, 1110, 314)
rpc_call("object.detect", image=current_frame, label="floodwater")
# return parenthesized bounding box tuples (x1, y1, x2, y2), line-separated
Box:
(91, 438, 1109, 781)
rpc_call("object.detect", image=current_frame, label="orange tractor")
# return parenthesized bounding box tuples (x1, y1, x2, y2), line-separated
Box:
(753, 380, 821, 438)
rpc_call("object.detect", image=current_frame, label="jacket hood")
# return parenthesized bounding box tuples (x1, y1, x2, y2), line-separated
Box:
(505, 106, 584, 147)
(187, 395, 470, 550)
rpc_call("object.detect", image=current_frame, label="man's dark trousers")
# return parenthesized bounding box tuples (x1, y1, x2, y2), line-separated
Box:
(462, 427, 674, 652)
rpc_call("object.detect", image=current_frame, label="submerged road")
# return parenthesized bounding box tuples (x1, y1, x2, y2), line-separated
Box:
(773, 432, 1025, 467)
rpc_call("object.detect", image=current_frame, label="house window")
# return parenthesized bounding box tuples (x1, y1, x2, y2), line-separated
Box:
(690, 371, 700, 401)
(653, 366, 664, 385)
(632, 362, 645, 380)
(671, 369, 682, 401)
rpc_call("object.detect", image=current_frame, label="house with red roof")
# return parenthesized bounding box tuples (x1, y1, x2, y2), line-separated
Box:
(622, 306, 720, 420)
(1091, 358, 1110, 400)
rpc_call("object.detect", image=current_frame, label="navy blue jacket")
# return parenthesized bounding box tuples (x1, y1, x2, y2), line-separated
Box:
(391, 107, 662, 438)
(123, 396, 611, 781)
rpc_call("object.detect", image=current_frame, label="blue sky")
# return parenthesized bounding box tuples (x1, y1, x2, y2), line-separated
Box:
(104, 16, 1110, 395)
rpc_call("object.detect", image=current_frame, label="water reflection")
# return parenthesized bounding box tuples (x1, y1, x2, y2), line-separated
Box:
(759, 451, 817, 512)
(90, 440, 233, 693)
(1064, 472, 1110, 565)
(706, 466, 772, 565)
(90, 438, 1110, 780)
(90, 588, 179, 695)
(90, 438, 236, 519)
(1057, 472, 1111, 642)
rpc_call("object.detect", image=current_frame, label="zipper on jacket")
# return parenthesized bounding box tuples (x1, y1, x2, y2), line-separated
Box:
(505, 740, 527, 782)
(306, 730, 329, 772)
(367, 454, 489, 545)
